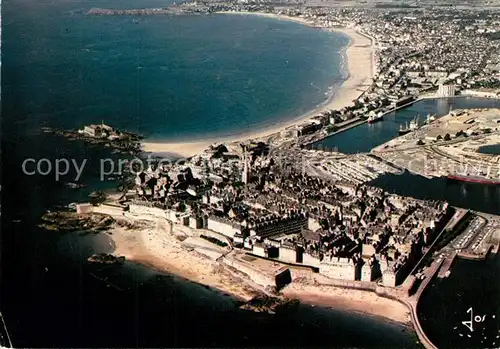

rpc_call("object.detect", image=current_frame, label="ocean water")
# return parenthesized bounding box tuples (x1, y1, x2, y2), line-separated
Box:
(478, 144, 500, 155)
(418, 256, 500, 348)
(2, 0, 347, 142)
(0, 0, 419, 348)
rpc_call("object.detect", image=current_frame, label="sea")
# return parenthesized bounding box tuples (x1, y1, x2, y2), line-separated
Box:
(1, 0, 418, 348)
(1, 0, 499, 348)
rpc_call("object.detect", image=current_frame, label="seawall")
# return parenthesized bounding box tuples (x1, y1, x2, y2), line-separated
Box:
(127, 216, 437, 345)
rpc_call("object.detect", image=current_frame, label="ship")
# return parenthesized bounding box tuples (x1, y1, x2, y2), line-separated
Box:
(367, 112, 384, 124)
(399, 122, 411, 135)
(398, 115, 420, 135)
(447, 174, 500, 185)
(425, 113, 436, 124)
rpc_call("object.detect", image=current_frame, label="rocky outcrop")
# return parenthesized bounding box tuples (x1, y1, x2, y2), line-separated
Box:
(39, 211, 114, 233)
(239, 295, 299, 315)
(41, 127, 142, 155)
(88, 253, 126, 265)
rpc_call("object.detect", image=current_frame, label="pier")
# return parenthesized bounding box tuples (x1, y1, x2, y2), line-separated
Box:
(437, 252, 457, 278)
(302, 117, 366, 146)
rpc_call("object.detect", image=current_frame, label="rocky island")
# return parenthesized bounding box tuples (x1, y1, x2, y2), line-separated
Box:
(39, 210, 115, 233)
(239, 295, 300, 315)
(88, 253, 126, 265)
(42, 123, 142, 155)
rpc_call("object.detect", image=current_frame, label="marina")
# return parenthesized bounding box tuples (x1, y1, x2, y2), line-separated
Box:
(312, 97, 500, 154)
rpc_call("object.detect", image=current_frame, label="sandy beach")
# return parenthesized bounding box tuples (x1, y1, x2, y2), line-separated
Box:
(106, 216, 410, 325)
(142, 12, 374, 158)
(109, 218, 260, 301)
(282, 283, 411, 325)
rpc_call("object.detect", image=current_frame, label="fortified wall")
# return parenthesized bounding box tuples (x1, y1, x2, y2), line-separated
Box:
(128, 202, 185, 223)
(93, 203, 126, 216)
(319, 256, 360, 280)
(207, 215, 241, 239)
(222, 256, 291, 290)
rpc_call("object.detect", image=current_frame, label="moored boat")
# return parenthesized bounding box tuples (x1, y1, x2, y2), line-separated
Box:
(399, 122, 410, 135)
(425, 113, 436, 124)
(447, 174, 500, 185)
(367, 113, 384, 124)
(398, 114, 420, 135)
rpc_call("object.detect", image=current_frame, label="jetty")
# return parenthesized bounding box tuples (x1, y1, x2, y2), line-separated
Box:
(437, 252, 457, 278)
(405, 258, 443, 349)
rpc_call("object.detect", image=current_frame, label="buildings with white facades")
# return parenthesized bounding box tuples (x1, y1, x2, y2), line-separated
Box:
(437, 84, 456, 97)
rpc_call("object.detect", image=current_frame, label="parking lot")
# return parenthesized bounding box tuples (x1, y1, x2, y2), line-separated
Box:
(451, 216, 486, 250)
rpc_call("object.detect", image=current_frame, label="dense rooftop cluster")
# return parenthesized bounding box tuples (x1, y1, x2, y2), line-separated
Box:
(129, 142, 449, 285)
(106, 0, 496, 286)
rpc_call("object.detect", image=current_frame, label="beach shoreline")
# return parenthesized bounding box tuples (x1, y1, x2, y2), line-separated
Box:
(108, 219, 263, 301)
(142, 11, 374, 158)
(105, 216, 411, 326)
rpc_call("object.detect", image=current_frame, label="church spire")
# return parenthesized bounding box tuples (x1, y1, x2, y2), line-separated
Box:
(242, 145, 249, 185)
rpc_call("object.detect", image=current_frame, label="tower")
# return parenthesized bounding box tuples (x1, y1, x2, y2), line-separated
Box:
(242, 145, 249, 185)
(203, 159, 210, 181)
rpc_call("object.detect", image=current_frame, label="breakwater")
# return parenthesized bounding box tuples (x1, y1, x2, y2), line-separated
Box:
(306, 97, 423, 148)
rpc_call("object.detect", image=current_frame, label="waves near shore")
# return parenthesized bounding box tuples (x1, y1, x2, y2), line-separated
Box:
(105, 214, 410, 325)
(142, 12, 374, 157)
